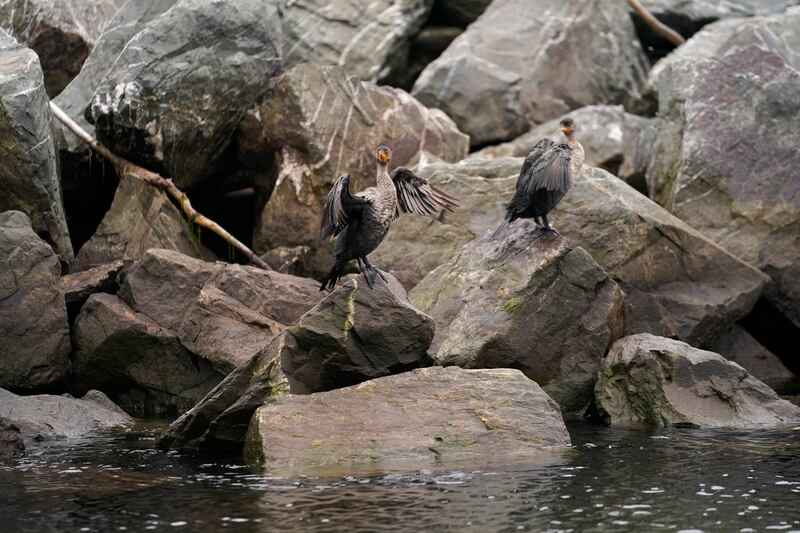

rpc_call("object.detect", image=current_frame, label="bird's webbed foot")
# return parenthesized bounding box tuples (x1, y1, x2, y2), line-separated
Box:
(542, 225, 561, 236)
(361, 265, 386, 289)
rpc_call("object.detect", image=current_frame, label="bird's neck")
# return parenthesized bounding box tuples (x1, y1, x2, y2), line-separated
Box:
(376, 163, 393, 190)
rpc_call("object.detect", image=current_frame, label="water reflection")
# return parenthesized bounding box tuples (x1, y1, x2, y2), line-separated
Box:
(1, 421, 798, 532)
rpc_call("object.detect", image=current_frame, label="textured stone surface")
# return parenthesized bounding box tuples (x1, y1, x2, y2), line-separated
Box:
(281, 272, 434, 394)
(0, 211, 70, 390)
(252, 64, 468, 274)
(161, 272, 434, 449)
(119, 249, 322, 373)
(281, 0, 433, 82)
(85, 0, 282, 188)
(72, 292, 223, 416)
(0, 387, 132, 445)
(373, 157, 520, 289)
(595, 334, 800, 428)
(0, 416, 24, 457)
(61, 260, 125, 319)
(410, 224, 624, 414)
(0, 0, 123, 96)
(72, 174, 213, 271)
(382, 159, 766, 346)
(712, 325, 794, 383)
(412, 0, 648, 146)
(646, 10, 800, 328)
(0, 32, 72, 263)
(53, 0, 176, 189)
(244, 367, 570, 476)
(472, 106, 658, 188)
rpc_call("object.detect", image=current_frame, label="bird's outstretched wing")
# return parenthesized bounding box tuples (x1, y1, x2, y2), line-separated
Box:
(524, 143, 573, 193)
(516, 139, 555, 191)
(320, 173, 370, 240)
(391, 167, 459, 217)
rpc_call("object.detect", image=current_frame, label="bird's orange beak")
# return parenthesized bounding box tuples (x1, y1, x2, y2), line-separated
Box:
(377, 151, 389, 162)
(562, 127, 572, 136)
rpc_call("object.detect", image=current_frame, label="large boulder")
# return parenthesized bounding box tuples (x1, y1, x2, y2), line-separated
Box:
(412, 0, 649, 146)
(0, 0, 123, 97)
(118, 249, 322, 373)
(72, 174, 213, 271)
(244, 367, 570, 475)
(595, 333, 800, 428)
(61, 259, 125, 320)
(0, 32, 72, 263)
(646, 9, 800, 329)
(73, 249, 321, 415)
(252, 64, 469, 274)
(281, 0, 432, 82)
(280, 272, 434, 394)
(53, 0, 177, 190)
(0, 211, 70, 390)
(385, 161, 767, 347)
(72, 293, 223, 416)
(161, 271, 434, 449)
(471, 105, 658, 189)
(85, 0, 282, 189)
(712, 325, 794, 383)
(0, 387, 132, 445)
(634, 0, 800, 60)
(410, 224, 625, 414)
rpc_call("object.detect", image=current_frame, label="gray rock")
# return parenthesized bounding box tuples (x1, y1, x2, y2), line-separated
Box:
(383, 160, 767, 347)
(595, 333, 800, 428)
(0, 416, 24, 458)
(471, 105, 658, 189)
(252, 64, 468, 274)
(61, 259, 125, 319)
(434, 0, 491, 26)
(160, 271, 434, 449)
(72, 174, 213, 271)
(0, 0, 124, 97)
(53, 0, 176, 190)
(0, 387, 132, 445)
(85, 0, 282, 188)
(0, 211, 70, 390)
(646, 9, 800, 329)
(281, 272, 435, 394)
(244, 367, 571, 476)
(410, 224, 625, 414)
(159, 331, 290, 449)
(712, 325, 794, 383)
(119, 248, 322, 373)
(412, 0, 649, 146)
(72, 292, 223, 416)
(281, 0, 433, 83)
(0, 32, 73, 263)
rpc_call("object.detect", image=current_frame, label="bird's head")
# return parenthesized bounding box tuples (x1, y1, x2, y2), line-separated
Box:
(376, 145, 392, 165)
(559, 118, 576, 140)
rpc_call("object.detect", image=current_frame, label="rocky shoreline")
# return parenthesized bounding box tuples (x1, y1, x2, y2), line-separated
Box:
(1, 0, 798, 471)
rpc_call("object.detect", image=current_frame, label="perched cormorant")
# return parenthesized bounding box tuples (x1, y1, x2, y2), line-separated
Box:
(493, 118, 584, 237)
(319, 146, 459, 291)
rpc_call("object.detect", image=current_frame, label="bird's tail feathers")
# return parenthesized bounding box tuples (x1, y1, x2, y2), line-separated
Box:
(319, 261, 345, 292)
(491, 217, 511, 240)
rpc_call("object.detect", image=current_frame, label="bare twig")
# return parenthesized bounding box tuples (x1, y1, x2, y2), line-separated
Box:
(627, 0, 685, 46)
(50, 102, 271, 270)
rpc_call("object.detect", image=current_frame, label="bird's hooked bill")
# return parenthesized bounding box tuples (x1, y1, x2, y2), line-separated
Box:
(562, 127, 573, 135)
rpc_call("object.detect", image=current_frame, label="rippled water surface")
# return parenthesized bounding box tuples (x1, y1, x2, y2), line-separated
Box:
(1, 420, 799, 532)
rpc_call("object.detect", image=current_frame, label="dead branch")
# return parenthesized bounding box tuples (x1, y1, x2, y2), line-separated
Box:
(627, 0, 685, 47)
(50, 102, 271, 270)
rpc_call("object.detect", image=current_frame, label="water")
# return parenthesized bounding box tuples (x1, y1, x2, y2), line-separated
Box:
(2, 421, 799, 532)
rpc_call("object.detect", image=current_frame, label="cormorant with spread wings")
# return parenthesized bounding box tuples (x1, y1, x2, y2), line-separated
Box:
(319, 146, 459, 291)
(493, 117, 584, 237)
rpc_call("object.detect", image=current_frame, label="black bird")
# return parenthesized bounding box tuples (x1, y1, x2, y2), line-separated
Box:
(493, 118, 584, 237)
(319, 146, 459, 291)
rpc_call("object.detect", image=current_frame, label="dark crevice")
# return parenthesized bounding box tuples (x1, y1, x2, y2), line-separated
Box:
(738, 298, 800, 375)
(62, 152, 119, 255)
(630, 12, 717, 63)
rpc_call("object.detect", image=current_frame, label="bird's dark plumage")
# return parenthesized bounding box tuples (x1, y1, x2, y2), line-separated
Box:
(319, 153, 459, 291)
(493, 124, 582, 238)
